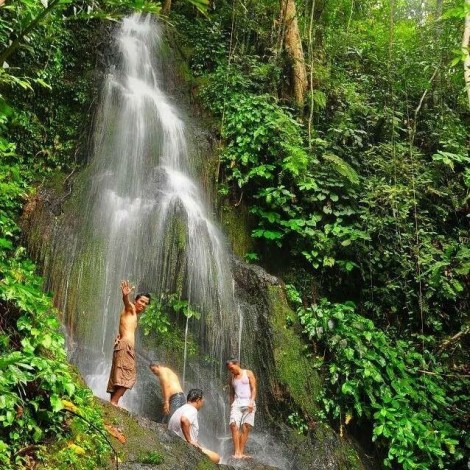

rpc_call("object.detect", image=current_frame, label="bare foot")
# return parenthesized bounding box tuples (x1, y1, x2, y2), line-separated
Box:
(241, 454, 252, 459)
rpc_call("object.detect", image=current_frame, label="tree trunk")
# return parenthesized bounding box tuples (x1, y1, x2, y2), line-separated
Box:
(162, 0, 172, 15)
(463, 0, 470, 108)
(280, 0, 308, 109)
(307, 0, 316, 146)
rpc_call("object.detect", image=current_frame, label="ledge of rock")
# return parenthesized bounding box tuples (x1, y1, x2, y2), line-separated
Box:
(99, 399, 278, 470)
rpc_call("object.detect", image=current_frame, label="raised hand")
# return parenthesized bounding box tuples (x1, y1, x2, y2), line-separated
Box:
(120, 280, 135, 297)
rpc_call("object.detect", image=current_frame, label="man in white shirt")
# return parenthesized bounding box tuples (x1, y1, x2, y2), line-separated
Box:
(226, 358, 257, 459)
(168, 388, 220, 464)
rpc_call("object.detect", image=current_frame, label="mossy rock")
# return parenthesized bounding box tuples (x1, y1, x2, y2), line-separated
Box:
(98, 399, 217, 469)
(97, 400, 280, 470)
(218, 200, 253, 258)
(266, 284, 322, 418)
(231, 260, 377, 469)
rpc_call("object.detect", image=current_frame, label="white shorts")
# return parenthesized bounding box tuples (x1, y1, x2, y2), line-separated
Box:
(229, 400, 256, 428)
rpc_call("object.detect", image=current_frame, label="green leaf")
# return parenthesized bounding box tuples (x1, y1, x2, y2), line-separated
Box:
(322, 153, 359, 184)
(41, 334, 52, 349)
(50, 394, 63, 412)
(252, 229, 283, 240)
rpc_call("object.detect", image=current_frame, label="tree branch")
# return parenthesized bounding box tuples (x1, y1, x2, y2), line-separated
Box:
(438, 327, 469, 352)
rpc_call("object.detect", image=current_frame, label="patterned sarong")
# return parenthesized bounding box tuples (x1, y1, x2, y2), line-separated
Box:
(106, 338, 136, 393)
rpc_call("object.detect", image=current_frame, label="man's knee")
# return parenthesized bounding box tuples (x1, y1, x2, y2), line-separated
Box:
(229, 421, 238, 430)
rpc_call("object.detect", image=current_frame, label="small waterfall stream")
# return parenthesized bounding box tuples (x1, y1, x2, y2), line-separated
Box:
(34, 13, 291, 468)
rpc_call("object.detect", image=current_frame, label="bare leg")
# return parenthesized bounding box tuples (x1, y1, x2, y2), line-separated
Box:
(230, 422, 242, 457)
(239, 423, 252, 457)
(110, 386, 127, 406)
(200, 446, 220, 464)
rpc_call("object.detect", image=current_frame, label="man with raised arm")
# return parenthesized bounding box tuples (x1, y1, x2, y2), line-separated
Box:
(226, 358, 257, 459)
(107, 280, 151, 406)
(149, 363, 186, 420)
(168, 388, 220, 464)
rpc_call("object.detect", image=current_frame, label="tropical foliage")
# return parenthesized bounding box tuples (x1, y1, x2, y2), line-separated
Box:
(1, 0, 468, 468)
(295, 297, 464, 469)
(173, 0, 469, 467)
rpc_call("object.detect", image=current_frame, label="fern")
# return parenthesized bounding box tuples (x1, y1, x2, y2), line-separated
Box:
(322, 153, 360, 185)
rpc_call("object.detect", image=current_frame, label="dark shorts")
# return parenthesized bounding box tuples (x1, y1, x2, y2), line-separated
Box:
(169, 392, 186, 415)
(162, 392, 186, 424)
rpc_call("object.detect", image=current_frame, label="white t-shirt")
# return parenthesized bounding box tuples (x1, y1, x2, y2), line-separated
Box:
(168, 403, 199, 442)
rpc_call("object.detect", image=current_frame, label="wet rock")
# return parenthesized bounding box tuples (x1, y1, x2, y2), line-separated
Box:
(224, 456, 278, 469)
(99, 399, 280, 470)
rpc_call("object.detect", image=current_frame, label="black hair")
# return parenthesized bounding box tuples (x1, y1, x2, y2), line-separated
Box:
(226, 358, 240, 366)
(136, 293, 151, 302)
(187, 388, 204, 403)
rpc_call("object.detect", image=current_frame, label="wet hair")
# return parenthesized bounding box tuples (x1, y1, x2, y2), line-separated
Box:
(187, 388, 204, 403)
(136, 293, 151, 302)
(226, 358, 240, 366)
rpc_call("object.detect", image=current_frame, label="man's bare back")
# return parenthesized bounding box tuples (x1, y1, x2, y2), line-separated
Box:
(159, 366, 183, 397)
(150, 364, 184, 416)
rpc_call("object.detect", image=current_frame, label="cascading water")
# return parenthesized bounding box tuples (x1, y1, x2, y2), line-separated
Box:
(88, 13, 238, 368)
(33, 13, 291, 468)
(61, 13, 241, 402)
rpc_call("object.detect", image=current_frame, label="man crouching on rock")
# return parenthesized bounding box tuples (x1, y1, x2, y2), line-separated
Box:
(168, 389, 220, 464)
(107, 280, 150, 406)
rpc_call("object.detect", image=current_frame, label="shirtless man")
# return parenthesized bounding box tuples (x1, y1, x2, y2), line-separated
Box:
(107, 280, 150, 406)
(149, 363, 186, 420)
(226, 358, 257, 459)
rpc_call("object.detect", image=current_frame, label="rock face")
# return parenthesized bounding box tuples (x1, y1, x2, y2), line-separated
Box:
(99, 399, 278, 470)
(231, 259, 374, 470)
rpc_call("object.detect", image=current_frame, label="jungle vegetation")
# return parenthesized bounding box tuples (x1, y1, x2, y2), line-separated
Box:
(0, 0, 468, 468)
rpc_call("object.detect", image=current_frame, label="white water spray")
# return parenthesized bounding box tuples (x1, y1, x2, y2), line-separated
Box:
(80, 14, 240, 398)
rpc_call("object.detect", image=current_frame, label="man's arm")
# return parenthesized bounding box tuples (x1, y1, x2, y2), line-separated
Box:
(160, 374, 170, 415)
(247, 370, 257, 412)
(120, 280, 134, 313)
(180, 416, 199, 447)
(228, 376, 235, 405)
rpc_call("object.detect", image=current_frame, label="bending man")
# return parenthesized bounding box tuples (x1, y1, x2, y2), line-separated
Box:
(107, 280, 150, 406)
(149, 363, 185, 421)
(226, 358, 257, 459)
(168, 388, 220, 464)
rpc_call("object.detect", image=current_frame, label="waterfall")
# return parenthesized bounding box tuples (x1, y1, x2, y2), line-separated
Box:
(89, 12, 238, 360)
(32, 13, 291, 468)
(61, 12, 240, 398)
